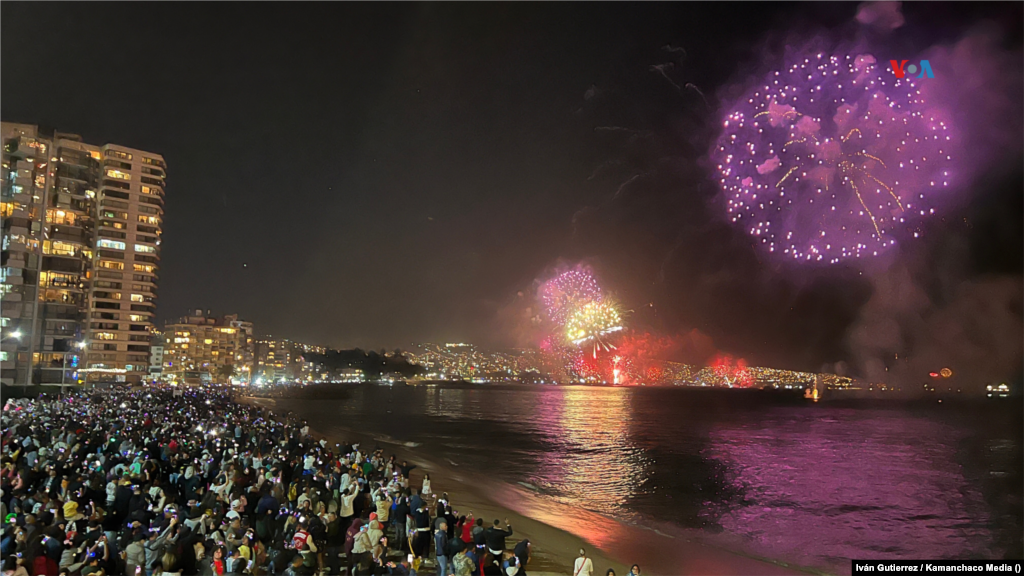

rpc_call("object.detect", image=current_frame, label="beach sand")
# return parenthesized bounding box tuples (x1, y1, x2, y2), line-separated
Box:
(243, 396, 819, 576)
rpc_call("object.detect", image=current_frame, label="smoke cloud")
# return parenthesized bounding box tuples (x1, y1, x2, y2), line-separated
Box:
(855, 2, 906, 32)
(844, 9, 1024, 391)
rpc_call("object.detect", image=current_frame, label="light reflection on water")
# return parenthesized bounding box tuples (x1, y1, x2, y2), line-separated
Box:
(702, 412, 996, 568)
(530, 387, 650, 514)
(285, 384, 1020, 571)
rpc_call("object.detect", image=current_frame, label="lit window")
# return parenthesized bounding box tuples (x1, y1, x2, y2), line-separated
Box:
(138, 215, 160, 225)
(129, 314, 145, 322)
(134, 244, 156, 253)
(204, 339, 213, 344)
(43, 240, 77, 256)
(97, 239, 126, 250)
(106, 149, 133, 161)
(98, 260, 124, 271)
(133, 264, 155, 273)
(130, 294, 144, 302)
(95, 332, 117, 340)
(105, 169, 131, 181)
(46, 209, 76, 225)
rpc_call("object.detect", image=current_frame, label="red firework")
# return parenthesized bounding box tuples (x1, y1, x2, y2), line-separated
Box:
(710, 353, 755, 387)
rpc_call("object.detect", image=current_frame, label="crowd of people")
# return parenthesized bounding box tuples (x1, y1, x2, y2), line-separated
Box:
(0, 387, 544, 576)
(0, 388, 561, 576)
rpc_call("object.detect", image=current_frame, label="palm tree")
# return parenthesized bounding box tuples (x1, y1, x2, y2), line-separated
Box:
(216, 363, 236, 382)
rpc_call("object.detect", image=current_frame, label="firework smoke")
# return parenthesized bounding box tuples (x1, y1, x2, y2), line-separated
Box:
(841, 4, 1024, 389)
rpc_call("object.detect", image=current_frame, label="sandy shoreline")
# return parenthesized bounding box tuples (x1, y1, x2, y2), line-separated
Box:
(243, 395, 822, 576)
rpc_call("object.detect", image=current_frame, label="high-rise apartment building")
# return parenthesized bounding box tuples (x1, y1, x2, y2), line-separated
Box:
(88, 139, 165, 382)
(0, 122, 165, 385)
(254, 337, 293, 382)
(229, 316, 255, 383)
(149, 330, 165, 381)
(163, 310, 254, 383)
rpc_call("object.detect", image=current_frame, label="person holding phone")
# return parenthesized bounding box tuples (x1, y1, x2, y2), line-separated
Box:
(124, 532, 147, 576)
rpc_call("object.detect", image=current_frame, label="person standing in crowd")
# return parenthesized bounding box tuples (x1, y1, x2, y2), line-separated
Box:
(434, 519, 450, 576)
(392, 489, 410, 554)
(452, 543, 475, 576)
(411, 499, 432, 560)
(574, 548, 594, 576)
(483, 519, 513, 557)
(513, 538, 531, 576)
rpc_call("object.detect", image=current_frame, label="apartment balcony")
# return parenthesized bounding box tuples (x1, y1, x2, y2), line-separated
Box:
(1, 291, 23, 304)
(140, 184, 164, 196)
(2, 223, 29, 238)
(5, 137, 48, 159)
(6, 189, 33, 206)
(2, 255, 26, 272)
(102, 159, 132, 170)
(138, 194, 163, 208)
(13, 174, 33, 188)
(55, 166, 95, 185)
(50, 192, 94, 212)
(1, 302, 26, 320)
(40, 290, 86, 308)
(56, 180, 96, 198)
(49, 227, 89, 243)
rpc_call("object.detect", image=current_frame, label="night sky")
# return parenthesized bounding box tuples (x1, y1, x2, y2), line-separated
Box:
(3, 3, 1021, 374)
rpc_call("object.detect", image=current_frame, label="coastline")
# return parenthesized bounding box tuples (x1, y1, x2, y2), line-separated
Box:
(242, 395, 821, 576)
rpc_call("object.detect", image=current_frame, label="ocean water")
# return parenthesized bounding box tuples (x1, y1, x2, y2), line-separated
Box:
(274, 384, 1022, 573)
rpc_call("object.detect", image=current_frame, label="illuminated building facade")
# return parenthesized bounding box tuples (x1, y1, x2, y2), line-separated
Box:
(254, 337, 293, 382)
(163, 310, 253, 382)
(1, 122, 165, 385)
(149, 330, 165, 381)
(228, 316, 254, 383)
(85, 139, 165, 382)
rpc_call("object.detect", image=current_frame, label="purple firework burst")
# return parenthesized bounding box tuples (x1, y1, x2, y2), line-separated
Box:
(539, 265, 603, 325)
(713, 52, 955, 263)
